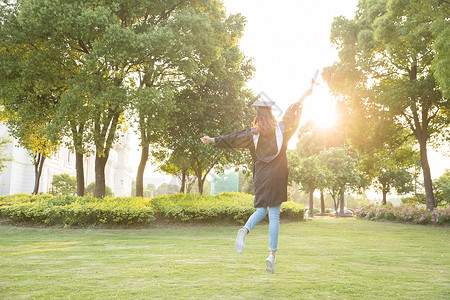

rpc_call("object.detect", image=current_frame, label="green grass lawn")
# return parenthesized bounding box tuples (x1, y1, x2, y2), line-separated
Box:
(0, 218, 448, 299)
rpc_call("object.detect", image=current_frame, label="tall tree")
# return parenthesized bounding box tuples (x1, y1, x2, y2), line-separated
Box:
(319, 147, 360, 218)
(163, 14, 255, 194)
(291, 120, 346, 214)
(429, 0, 450, 100)
(358, 139, 418, 204)
(0, 2, 65, 194)
(0, 0, 114, 196)
(131, 1, 228, 197)
(155, 149, 196, 194)
(9, 0, 182, 197)
(288, 151, 324, 218)
(323, 0, 450, 209)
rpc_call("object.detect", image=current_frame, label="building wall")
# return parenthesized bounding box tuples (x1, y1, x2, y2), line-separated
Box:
(41, 147, 77, 194)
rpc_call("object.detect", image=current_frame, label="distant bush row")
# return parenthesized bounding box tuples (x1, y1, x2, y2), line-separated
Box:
(0, 192, 305, 227)
(355, 203, 449, 225)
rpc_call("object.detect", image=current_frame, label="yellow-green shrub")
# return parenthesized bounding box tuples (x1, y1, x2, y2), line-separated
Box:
(0, 194, 155, 226)
(0, 192, 304, 227)
(152, 192, 305, 223)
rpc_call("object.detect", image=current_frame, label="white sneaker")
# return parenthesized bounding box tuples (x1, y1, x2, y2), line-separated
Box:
(235, 228, 247, 254)
(266, 254, 275, 274)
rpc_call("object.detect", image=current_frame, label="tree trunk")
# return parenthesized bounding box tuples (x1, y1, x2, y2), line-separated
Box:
(382, 189, 387, 205)
(418, 139, 435, 209)
(136, 145, 149, 197)
(408, 67, 434, 210)
(331, 195, 339, 219)
(186, 177, 195, 194)
(33, 153, 45, 195)
(180, 167, 186, 193)
(308, 188, 314, 218)
(320, 189, 325, 214)
(72, 124, 85, 196)
(197, 177, 204, 195)
(194, 164, 205, 195)
(339, 191, 345, 216)
(75, 151, 85, 196)
(94, 155, 108, 198)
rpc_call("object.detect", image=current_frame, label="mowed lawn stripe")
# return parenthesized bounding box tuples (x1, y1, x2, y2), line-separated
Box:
(0, 218, 448, 299)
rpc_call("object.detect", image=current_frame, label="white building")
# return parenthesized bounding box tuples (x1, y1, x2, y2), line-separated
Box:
(0, 124, 134, 196)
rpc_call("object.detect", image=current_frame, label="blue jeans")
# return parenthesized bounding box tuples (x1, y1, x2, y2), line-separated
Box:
(244, 205, 280, 252)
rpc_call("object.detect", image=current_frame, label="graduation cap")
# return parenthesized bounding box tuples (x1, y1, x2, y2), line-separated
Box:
(252, 98, 275, 107)
(253, 91, 275, 107)
(252, 91, 278, 118)
(252, 100, 274, 118)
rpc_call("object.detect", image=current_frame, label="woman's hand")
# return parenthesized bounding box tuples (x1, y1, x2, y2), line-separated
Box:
(200, 136, 215, 144)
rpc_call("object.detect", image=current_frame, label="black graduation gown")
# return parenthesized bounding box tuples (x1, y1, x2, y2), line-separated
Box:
(214, 104, 302, 207)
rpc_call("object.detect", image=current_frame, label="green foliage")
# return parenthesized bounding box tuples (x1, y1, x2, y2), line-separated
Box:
(86, 182, 113, 197)
(295, 120, 346, 157)
(318, 147, 361, 203)
(0, 0, 70, 182)
(1, 0, 255, 198)
(0, 192, 304, 227)
(402, 170, 450, 207)
(151, 192, 304, 223)
(0, 3, 61, 193)
(362, 151, 418, 201)
(279, 200, 305, 221)
(401, 194, 425, 205)
(0, 194, 155, 226)
(345, 194, 371, 211)
(434, 169, 450, 206)
(323, 0, 450, 209)
(155, 151, 196, 193)
(143, 183, 157, 198)
(429, 0, 450, 100)
(155, 183, 180, 196)
(50, 174, 77, 196)
(0, 135, 12, 173)
(288, 151, 324, 193)
(377, 169, 414, 195)
(151, 192, 253, 223)
(131, 180, 157, 197)
(238, 171, 255, 195)
(158, 13, 256, 194)
(288, 121, 348, 216)
(189, 180, 211, 195)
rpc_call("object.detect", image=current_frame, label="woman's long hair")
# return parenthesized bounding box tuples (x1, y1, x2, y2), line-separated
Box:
(252, 107, 277, 136)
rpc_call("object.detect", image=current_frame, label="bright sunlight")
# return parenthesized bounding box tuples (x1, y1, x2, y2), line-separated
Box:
(301, 88, 337, 129)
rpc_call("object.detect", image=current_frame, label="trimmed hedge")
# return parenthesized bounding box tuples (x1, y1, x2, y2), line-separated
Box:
(152, 192, 304, 223)
(0, 194, 155, 226)
(0, 192, 304, 227)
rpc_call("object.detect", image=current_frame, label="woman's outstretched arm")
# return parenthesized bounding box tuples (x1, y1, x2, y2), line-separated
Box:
(281, 88, 313, 142)
(201, 129, 254, 148)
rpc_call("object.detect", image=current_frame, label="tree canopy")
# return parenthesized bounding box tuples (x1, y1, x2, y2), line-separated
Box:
(323, 0, 450, 209)
(0, 0, 255, 197)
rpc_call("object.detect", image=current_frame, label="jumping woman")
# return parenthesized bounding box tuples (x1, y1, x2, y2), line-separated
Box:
(201, 88, 312, 274)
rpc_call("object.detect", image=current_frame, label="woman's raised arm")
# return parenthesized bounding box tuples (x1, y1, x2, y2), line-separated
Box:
(201, 129, 254, 149)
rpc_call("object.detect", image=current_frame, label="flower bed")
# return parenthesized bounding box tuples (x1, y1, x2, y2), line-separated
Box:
(354, 203, 449, 225)
(0, 192, 305, 227)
